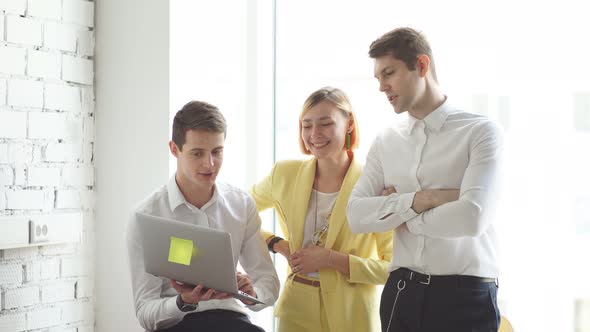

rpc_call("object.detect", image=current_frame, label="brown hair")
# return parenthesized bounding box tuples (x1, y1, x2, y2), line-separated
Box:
(172, 101, 227, 150)
(369, 27, 437, 82)
(298, 87, 359, 155)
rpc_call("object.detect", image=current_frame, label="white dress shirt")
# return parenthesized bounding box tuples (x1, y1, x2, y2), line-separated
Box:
(126, 176, 279, 331)
(347, 99, 502, 278)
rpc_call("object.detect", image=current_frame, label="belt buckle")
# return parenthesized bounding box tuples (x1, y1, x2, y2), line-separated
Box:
(420, 273, 431, 285)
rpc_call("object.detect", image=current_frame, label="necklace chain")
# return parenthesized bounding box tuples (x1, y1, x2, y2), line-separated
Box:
(313, 175, 335, 246)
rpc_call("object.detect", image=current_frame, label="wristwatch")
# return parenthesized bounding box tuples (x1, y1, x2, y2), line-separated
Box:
(176, 294, 198, 312)
(267, 236, 284, 253)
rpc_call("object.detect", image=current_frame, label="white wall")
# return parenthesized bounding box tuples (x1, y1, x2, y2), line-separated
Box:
(0, 0, 95, 330)
(94, 1, 169, 331)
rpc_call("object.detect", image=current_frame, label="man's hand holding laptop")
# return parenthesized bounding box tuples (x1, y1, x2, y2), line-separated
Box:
(236, 271, 258, 305)
(170, 271, 258, 306)
(170, 279, 232, 305)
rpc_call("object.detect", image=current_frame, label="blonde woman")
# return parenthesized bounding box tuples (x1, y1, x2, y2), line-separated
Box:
(251, 87, 393, 332)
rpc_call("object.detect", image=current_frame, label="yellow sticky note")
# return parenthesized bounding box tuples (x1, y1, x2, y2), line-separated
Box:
(168, 236, 193, 266)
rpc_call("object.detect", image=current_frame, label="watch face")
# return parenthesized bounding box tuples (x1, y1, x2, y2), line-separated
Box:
(181, 303, 197, 311)
(177, 295, 197, 312)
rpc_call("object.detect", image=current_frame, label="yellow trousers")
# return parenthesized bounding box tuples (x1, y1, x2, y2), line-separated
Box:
(275, 275, 331, 332)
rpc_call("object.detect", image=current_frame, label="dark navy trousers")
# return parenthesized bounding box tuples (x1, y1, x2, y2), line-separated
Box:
(380, 268, 500, 332)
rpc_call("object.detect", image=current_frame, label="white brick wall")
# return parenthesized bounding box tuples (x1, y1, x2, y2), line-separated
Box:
(25, 259, 61, 283)
(39, 245, 76, 259)
(61, 167, 93, 186)
(61, 256, 90, 277)
(0, 0, 26, 15)
(55, 190, 81, 209)
(0, 263, 23, 284)
(61, 301, 93, 324)
(3, 246, 38, 259)
(4, 286, 40, 309)
(55, 190, 93, 210)
(77, 30, 94, 57)
(44, 22, 78, 53)
(0, 166, 14, 185)
(14, 165, 26, 185)
(62, 0, 94, 28)
(0, 312, 26, 332)
(1, 0, 95, 329)
(0, 144, 9, 162)
(25, 260, 42, 282)
(7, 79, 44, 108)
(26, 307, 61, 330)
(0, 188, 6, 210)
(81, 87, 94, 114)
(75, 277, 93, 298)
(5, 16, 43, 46)
(0, 111, 27, 139)
(27, 167, 62, 186)
(83, 116, 94, 142)
(0, 46, 26, 75)
(1, 79, 6, 104)
(51, 327, 77, 332)
(41, 259, 60, 280)
(27, 50, 62, 80)
(45, 143, 82, 163)
(28, 112, 83, 140)
(28, 0, 62, 20)
(8, 143, 33, 164)
(62, 55, 93, 85)
(45, 84, 82, 113)
(5, 189, 45, 209)
(42, 281, 76, 303)
(77, 325, 94, 332)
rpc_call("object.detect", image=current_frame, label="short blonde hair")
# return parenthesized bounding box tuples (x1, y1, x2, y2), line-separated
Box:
(298, 87, 359, 155)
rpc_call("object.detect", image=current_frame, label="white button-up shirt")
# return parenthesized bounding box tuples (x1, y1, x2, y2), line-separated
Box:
(126, 176, 279, 331)
(347, 99, 502, 278)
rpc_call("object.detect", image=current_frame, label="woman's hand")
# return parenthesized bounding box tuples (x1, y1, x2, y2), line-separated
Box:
(289, 244, 330, 274)
(273, 239, 291, 259)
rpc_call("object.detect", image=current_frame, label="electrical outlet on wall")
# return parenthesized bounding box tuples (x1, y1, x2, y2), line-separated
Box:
(29, 220, 50, 244)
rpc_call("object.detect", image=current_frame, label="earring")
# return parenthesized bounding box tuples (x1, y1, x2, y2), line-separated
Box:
(346, 132, 351, 150)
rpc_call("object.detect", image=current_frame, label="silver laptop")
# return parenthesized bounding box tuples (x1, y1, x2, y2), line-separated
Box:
(136, 212, 264, 305)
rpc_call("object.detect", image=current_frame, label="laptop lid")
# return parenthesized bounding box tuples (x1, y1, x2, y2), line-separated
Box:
(136, 213, 242, 296)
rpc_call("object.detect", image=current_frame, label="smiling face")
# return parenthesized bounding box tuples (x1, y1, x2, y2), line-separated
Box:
(170, 129, 224, 194)
(374, 53, 426, 115)
(300, 100, 351, 161)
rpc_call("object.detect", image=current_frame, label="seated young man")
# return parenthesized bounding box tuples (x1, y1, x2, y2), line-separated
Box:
(127, 101, 279, 332)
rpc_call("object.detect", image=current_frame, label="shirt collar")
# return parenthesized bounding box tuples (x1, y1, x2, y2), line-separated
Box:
(407, 97, 453, 135)
(167, 174, 220, 212)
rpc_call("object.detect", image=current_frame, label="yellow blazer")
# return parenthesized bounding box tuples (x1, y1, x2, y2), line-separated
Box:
(251, 158, 393, 332)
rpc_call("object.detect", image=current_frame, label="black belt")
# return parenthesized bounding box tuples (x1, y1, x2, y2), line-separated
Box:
(393, 268, 497, 287)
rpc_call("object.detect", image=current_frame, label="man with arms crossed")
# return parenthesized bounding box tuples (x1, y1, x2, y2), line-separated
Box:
(127, 101, 279, 331)
(347, 27, 503, 332)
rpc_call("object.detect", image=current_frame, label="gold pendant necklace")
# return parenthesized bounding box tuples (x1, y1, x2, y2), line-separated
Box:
(312, 176, 333, 246)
